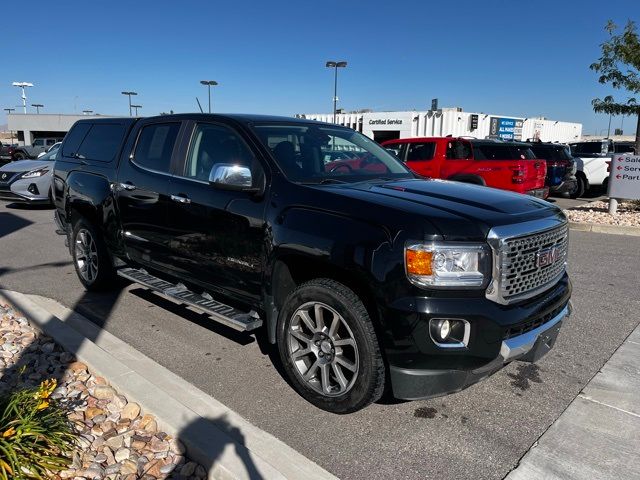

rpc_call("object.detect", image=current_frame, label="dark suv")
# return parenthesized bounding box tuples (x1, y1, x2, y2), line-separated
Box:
(528, 142, 578, 197)
(53, 114, 572, 413)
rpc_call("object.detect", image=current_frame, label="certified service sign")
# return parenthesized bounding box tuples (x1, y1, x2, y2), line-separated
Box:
(609, 155, 640, 200)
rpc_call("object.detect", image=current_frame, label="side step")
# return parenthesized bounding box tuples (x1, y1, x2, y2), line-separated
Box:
(117, 267, 262, 332)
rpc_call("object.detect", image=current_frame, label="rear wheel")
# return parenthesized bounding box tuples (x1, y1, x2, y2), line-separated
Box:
(71, 218, 117, 291)
(570, 175, 586, 199)
(13, 152, 26, 160)
(277, 278, 385, 413)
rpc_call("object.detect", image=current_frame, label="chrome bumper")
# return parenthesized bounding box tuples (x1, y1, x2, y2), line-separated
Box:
(500, 302, 571, 362)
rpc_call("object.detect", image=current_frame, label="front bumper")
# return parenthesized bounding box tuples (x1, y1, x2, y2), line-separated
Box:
(0, 175, 51, 203)
(390, 303, 570, 400)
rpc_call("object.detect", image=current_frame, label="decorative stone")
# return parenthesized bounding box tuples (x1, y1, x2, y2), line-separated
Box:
(114, 447, 130, 462)
(93, 385, 116, 400)
(121, 402, 140, 420)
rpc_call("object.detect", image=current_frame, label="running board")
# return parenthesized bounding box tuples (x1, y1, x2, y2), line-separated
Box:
(117, 267, 262, 332)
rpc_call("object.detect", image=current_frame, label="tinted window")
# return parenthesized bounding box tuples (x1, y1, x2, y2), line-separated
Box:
(76, 124, 128, 162)
(184, 124, 256, 181)
(530, 145, 572, 161)
(62, 123, 91, 157)
(614, 144, 635, 153)
(33, 139, 44, 147)
(570, 142, 606, 155)
(46, 139, 57, 146)
(133, 123, 180, 173)
(446, 141, 472, 160)
(474, 144, 535, 160)
(407, 142, 436, 161)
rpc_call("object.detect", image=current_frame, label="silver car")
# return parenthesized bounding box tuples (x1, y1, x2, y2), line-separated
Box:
(0, 143, 60, 204)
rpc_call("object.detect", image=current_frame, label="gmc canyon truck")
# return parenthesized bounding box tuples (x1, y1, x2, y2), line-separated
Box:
(53, 114, 572, 413)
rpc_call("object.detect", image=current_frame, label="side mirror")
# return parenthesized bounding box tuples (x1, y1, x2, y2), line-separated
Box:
(208, 163, 254, 191)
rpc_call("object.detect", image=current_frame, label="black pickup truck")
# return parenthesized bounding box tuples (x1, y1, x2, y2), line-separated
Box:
(53, 114, 572, 413)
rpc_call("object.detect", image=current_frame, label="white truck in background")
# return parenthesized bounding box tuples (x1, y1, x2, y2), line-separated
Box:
(568, 140, 635, 197)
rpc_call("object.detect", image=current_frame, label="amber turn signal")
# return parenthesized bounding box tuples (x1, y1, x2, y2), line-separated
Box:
(406, 249, 433, 276)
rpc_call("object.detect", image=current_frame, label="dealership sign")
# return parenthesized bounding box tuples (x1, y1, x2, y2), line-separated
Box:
(489, 117, 523, 140)
(609, 155, 640, 200)
(368, 119, 403, 125)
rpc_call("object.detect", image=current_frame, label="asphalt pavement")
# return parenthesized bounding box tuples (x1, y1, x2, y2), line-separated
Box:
(1, 201, 639, 480)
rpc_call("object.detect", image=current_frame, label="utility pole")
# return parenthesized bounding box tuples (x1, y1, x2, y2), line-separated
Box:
(121, 91, 138, 116)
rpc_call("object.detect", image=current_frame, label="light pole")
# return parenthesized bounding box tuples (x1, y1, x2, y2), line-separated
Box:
(131, 104, 142, 116)
(31, 103, 44, 114)
(325, 61, 347, 124)
(121, 91, 138, 116)
(12, 82, 34, 113)
(200, 80, 218, 113)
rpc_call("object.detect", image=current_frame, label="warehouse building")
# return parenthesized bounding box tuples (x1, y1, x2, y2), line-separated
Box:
(6, 113, 114, 145)
(298, 108, 583, 144)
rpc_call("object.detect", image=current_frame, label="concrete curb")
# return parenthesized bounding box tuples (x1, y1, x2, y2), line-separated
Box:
(0, 289, 337, 480)
(568, 222, 640, 236)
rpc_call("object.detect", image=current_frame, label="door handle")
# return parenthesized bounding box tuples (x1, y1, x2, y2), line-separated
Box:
(171, 194, 192, 204)
(120, 182, 136, 191)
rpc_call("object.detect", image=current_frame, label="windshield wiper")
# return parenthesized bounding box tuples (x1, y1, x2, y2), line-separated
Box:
(300, 178, 348, 185)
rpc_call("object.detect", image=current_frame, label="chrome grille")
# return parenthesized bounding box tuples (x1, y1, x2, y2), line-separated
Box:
(498, 224, 568, 301)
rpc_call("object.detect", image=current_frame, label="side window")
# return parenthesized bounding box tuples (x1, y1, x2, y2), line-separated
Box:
(385, 143, 406, 161)
(62, 123, 91, 157)
(446, 141, 472, 160)
(184, 123, 259, 182)
(33, 139, 44, 147)
(77, 124, 128, 162)
(407, 142, 436, 161)
(46, 139, 57, 146)
(133, 123, 181, 173)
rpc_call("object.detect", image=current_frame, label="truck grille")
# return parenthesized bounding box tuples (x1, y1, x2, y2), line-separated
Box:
(498, 224, 568, 302)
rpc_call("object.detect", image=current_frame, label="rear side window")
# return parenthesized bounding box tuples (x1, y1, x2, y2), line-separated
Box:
(76, 124, 128, 162)
(62, 123, 91, 157)
(407, 143, 436, 161)
(133, 123, 181, 173)
(614, 144, 635, 154)
(474, 144, 535, 160)
(446, 141, 472, 159)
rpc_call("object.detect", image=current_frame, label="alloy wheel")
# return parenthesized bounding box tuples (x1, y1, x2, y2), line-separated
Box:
(75, 229, 99, 283)
(287, 301, 359, 397)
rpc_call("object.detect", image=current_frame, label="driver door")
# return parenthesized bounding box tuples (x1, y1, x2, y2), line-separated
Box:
(166, 121, 268, 304)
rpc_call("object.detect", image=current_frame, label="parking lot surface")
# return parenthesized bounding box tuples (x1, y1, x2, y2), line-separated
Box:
(1, 201, 639, 480)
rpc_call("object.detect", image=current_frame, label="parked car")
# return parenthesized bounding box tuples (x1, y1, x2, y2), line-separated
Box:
(568, 139, 636, 195)
(380, 137, 548, 198)
(0, 143, 17, 164)
(0, 144, 58, 204)
(37, 141, 62, 158)
(11, 137, 64, 160)
(527, 141, 578, 197)
(53, 114, 571, 413)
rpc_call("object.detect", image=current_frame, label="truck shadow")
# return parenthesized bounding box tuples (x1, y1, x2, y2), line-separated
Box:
(0, 211, 33, 239)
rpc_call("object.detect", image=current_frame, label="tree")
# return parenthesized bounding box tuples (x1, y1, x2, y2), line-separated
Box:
(590, 20, 640, 153)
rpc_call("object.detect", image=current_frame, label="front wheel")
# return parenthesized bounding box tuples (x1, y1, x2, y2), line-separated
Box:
(71, 218, 117, 291)
(277, 278, 385, 413)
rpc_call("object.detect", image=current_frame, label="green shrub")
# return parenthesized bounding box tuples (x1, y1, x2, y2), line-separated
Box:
(0, 379, 76, 479)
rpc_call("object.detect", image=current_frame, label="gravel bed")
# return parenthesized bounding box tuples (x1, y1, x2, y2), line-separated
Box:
(564, 200, 640, 227)
(0, 302, 206, 479)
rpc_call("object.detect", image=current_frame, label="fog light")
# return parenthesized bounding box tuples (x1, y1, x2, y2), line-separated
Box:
(429, 318, 470, 348)
(438, 319, 451, 340)
(28, 183, 39, 195)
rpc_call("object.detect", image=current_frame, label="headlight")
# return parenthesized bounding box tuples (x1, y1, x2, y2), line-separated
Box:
(405, 242, 489, 288)
(21, 168, 49, 179)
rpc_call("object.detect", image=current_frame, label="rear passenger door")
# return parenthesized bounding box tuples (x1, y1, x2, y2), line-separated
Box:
(441, 140, 474, 179)
(406, 141, 437, 177)
(115, 121, 183, 270)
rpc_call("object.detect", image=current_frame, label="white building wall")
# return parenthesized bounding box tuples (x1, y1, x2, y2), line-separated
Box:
(300, 109, 582, 144)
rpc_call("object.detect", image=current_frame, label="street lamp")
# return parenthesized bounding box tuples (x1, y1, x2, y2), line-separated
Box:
(31, 103, 44, 114)
(325, 61, 347, 124)
(131, 104, 142, 116)
(200, 80, 218, 113)
(121, 91, 138, 116)
(12, 82, 34, 113)
(3, 108, 15, 115)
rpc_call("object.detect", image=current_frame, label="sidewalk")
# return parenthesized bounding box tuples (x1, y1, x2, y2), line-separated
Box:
(506, 324, 640, 479)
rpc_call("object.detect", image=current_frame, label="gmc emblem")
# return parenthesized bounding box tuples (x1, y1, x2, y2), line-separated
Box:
(536, 247, 560, 268)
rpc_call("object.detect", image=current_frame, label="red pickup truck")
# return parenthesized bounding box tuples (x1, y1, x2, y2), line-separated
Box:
(381, 137, 548, 197)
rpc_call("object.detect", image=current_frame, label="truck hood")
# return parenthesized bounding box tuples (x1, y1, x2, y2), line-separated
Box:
(0, 159, 53, 173)
(321, 178, 562, 241)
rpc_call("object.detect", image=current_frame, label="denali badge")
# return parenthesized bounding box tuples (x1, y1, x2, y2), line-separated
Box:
(536, 246, 560, 268)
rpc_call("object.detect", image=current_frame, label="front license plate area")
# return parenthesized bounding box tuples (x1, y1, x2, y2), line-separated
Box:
(519, 321, 562, 363)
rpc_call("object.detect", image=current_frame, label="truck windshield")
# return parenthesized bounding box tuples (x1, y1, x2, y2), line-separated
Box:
(252, 123, 413, 183)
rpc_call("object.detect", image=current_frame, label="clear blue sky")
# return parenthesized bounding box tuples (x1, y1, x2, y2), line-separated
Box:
(2, 0, 638, 134)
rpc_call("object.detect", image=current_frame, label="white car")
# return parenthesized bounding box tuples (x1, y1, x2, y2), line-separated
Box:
(569, 140, 635, 197)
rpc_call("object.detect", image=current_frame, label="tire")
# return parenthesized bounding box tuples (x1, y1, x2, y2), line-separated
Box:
(569, 175, 586, 199)
(71, 217, 117, 291)
(276, 278, 385, 413)
(13, 152, 26, 160)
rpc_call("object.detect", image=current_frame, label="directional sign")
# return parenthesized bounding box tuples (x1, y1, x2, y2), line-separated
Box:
(608, 154, 640, 200)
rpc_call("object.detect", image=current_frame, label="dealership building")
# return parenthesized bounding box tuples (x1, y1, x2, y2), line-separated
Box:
(6, 113, 114, 145)
(298, 108, 583, 144)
